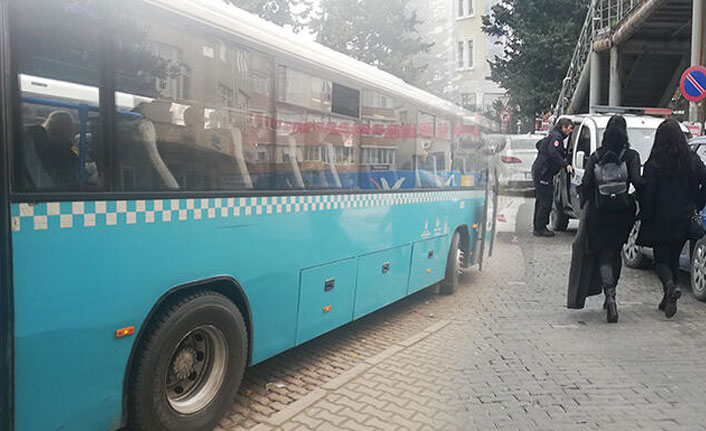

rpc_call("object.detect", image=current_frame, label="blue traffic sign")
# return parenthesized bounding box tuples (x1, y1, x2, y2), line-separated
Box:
(681, 66, 706, 103)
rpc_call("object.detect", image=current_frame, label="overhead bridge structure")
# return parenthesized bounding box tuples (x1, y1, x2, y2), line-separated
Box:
(556, 0, 705, 121)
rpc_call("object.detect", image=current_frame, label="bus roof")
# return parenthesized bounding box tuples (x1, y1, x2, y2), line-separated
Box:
(145, 0, 471, 118)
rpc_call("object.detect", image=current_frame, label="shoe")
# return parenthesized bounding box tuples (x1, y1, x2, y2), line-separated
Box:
(658, 283, 668, 311)
(664, 283, 682, 319)
(532, 229, 556, 237)
(604, 285, 618, 323)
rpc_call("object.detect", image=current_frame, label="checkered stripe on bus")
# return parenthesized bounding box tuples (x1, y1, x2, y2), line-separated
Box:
(11, 190, 485, 232)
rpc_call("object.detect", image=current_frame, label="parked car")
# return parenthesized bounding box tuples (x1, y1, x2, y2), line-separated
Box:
(488, 134, 543, 194)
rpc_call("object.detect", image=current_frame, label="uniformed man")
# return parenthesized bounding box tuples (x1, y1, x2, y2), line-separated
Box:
(531, 118, 574, 237)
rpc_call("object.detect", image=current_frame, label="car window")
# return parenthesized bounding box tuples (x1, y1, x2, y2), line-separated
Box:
(567, 127, 579, 155)
(575, 125, 590, 167)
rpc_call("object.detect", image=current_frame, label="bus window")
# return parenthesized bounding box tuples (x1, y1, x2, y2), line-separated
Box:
(112, 2, 275, 191)
(415, 111, 449, 188)
(275, 67, 360, 190)
(360, 91, 417, 190)
(10, 0, 106, 192)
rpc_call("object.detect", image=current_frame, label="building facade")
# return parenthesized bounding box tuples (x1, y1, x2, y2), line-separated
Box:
(413, 0, 506, 114)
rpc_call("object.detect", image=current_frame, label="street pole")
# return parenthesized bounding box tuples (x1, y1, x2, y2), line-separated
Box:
(690, 0, 704, 122)
(609, 46, 622, 107)
(590, 50, 602, 113)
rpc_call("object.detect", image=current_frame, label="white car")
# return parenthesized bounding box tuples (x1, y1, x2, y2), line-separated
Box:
(489, 134, 544, 193)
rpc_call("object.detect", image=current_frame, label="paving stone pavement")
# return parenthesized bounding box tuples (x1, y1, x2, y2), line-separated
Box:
(219, 198, 706, 431)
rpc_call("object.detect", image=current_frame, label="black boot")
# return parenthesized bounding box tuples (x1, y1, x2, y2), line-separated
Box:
(604, 285, 618, 323)
(658, 284, 668, 311)
(664, 281, 682, 319)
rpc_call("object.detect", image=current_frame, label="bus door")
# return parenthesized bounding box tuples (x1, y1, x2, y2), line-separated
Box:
(478, 148, 499, 270)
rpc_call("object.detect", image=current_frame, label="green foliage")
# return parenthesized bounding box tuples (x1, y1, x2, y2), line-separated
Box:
(482, 0, 588, 120)
(228, 0, 314, 31)
(309, 0, 433, 85)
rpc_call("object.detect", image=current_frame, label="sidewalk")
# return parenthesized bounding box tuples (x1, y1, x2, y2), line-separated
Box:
(219, 198, 706, 431)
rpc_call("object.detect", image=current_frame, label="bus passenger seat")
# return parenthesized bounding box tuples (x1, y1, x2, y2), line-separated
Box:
(118, 119, 180, 190)
(21, 125, 55, 189)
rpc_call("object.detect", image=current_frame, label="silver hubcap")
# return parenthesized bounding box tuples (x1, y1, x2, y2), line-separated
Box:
(456, 247, 465, 277)
(166, 325, 228, 415)
(623, 222, 640, 262)
(692, 242, 706, 295)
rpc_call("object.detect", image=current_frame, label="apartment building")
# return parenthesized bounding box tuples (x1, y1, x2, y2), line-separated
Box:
(413, 0, 506, 113)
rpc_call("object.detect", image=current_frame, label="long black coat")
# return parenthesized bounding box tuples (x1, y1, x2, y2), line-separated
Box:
(580, 147, 643, 251)
(637, 154, 706, 247)
(567, 199, 606, 309)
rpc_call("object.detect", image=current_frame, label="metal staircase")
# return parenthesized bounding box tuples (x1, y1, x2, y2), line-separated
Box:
(555, 0, 651, 115)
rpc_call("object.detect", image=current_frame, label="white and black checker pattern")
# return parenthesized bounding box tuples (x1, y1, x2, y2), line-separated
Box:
(12, 190, 483, 232)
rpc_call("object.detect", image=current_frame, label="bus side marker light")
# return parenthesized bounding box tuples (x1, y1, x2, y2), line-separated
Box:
(426, 269, 432, 273)
(115, 326, 135, 338)
(323, 306, 332, 313)
(472, 224, 479, 230)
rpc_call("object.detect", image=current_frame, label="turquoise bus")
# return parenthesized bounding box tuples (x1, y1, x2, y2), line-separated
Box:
(0, 0, 495, 429)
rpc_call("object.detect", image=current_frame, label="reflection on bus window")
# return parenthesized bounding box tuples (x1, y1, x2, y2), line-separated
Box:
(276, 66, 360, 190)
(113, 1, 275, 191)
(360, 91, 411, 190)
(9, 0, 478, 195)
(11, 0, 105, 192)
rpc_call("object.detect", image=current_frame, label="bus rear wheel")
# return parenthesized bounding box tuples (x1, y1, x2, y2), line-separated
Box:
(440, 232, 463, 295)
(129, 291, 247, 431)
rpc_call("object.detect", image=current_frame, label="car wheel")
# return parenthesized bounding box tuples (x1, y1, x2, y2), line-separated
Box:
(550, 201, 569, 232)
(440, 232, 463, 295)
(622, 221, 651, 269)
(129, 291, 248, 431)
(691, 238, 706, 301)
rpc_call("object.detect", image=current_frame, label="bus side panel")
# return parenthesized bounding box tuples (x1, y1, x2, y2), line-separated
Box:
(11, 190, 484, 430)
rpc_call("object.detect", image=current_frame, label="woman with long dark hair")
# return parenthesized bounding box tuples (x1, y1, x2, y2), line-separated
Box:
(577, 115, 643, 323)
(638, 119, 706, 318)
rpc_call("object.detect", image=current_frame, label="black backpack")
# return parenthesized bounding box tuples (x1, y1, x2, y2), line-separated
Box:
(593, 149, 631, 211)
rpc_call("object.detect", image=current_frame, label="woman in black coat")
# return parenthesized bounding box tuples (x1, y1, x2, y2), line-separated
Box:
(580, 115, 643, 323)
(638, 119, 706, 318)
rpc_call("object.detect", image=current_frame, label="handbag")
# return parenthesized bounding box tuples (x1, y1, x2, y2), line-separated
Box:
(688, 208, 705, 240)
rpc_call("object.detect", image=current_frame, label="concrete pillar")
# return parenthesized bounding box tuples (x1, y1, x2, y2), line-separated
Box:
(590, 50, 602, 113)
(690, 0, 704, 122)
(609, 46, 622, 107)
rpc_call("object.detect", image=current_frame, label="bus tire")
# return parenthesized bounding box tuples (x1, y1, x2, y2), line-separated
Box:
(129, 291, 247, 431)
(440, 232, 463, 295)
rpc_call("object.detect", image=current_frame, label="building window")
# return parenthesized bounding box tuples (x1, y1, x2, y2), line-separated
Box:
(457, 41, 465, 69)
(457, 39, 475, 70)
(461, 93, 476, 110)
(467, 39, 475, 69)
(457, 0, 474, 18)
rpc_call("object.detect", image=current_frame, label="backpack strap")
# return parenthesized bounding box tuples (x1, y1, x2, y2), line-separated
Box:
(618, 148, 627, 161)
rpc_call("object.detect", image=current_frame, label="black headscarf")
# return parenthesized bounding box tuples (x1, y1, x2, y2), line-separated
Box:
(601, 115, 629, 155)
